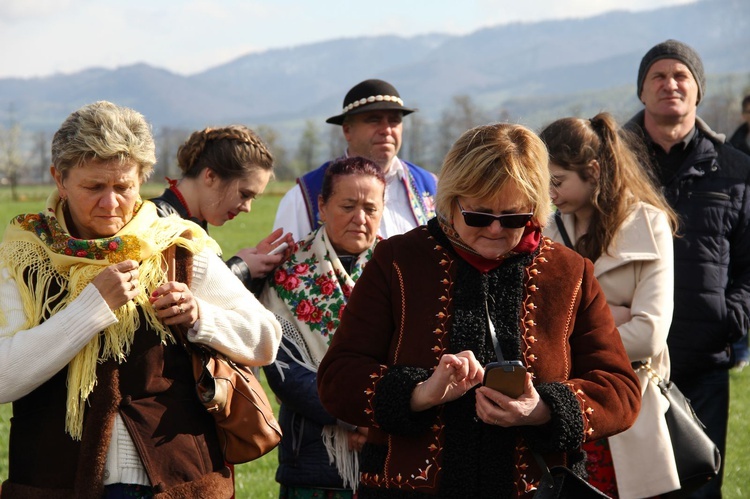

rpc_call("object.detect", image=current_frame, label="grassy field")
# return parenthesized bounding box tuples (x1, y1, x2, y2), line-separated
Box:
(0, 183, 748, 497)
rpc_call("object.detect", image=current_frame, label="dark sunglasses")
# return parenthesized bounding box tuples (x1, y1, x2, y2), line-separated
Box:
(456, 200, 533, 228)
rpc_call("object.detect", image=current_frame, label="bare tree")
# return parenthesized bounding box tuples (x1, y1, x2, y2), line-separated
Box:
(402, 110, 431, 171)
(34, 130, 49, 184)
(435, 95, 489, 165)
(721, 80, 750, 137)
(700, 79, 737, 136)
(155, 127, 190, 180)
(157, 126, 174, 180)
(256, 125, 292, 180)
(0, 105, 24, 201)
(327, 125, 346, 161)
(497, 108, 513, 124)
(295, 120, 321, 174)
(567, 104, 584, 119)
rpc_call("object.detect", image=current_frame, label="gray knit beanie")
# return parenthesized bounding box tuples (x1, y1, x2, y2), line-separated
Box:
(637, 39, 705, 104)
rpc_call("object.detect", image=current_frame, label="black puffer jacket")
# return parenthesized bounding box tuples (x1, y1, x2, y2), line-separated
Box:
(627, 111, 750, 381)
(149, 189, 253, 287)
(729, 123, 750, 156)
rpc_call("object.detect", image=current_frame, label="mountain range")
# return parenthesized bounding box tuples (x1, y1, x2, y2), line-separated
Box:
(1, 0, 749, 158)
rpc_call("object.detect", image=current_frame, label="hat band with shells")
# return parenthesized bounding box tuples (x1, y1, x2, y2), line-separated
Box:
(343, 95, 404, 113)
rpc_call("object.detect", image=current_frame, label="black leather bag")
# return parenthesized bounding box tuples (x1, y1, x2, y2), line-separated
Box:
(638, 362, 721, 498)
(533, 453, 609, 499)
(657, 379, 721, 498)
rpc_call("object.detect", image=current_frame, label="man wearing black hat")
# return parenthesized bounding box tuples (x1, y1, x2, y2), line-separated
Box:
(273, 79, 437, 241)
(626, 40, 750, 498)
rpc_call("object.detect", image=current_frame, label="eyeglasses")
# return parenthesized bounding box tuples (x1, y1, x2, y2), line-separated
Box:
(456, 200, 533, 228)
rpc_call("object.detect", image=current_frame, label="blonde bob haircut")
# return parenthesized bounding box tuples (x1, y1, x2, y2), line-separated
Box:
(51, 100, 156, 183)
(436, 123, 552, 228)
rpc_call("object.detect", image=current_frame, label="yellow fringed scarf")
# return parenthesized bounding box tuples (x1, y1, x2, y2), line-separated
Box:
(0, 192, 220, 439)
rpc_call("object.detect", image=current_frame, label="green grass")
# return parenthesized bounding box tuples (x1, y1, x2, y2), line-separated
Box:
(725, 368, 750, 498)
(1, 183, 749, 497)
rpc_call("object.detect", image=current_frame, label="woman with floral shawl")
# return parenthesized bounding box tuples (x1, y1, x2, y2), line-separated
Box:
(261, 156, 386, 499)
(0, 101, 281, 498)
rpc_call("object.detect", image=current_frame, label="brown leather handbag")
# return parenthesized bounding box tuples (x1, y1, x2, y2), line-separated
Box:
(189, 343, 282, 464)
(165, 244, 282, 464)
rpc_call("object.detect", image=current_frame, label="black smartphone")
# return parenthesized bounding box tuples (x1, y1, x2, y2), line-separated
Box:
(483, 360, 526, 398)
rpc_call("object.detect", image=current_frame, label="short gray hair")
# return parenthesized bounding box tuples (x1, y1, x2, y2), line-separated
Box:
(51, 101, 156, 182)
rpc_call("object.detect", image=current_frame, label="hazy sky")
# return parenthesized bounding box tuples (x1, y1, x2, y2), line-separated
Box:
(0, 0, 697, 79)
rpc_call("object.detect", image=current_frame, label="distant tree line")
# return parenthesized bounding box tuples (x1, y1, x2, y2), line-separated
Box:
(2, 82, 750, 199)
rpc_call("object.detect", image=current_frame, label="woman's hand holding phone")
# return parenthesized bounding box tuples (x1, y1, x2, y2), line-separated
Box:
(267, 241, 289, 255)
(234, 228, 294, 278)
(476, 364, 551, 427)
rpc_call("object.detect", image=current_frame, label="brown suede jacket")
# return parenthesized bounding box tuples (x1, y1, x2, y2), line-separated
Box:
(318, 220, 641, 499)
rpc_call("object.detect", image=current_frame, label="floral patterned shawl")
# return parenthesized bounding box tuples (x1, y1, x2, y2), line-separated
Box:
(261, 226, 378, 490)
(263, 226, 377, 367)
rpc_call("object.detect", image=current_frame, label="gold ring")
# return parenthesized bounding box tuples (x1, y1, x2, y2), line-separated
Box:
(494, 419, 498, 426)
(179, 305, 184, 314)
(129, 270, 135, 281)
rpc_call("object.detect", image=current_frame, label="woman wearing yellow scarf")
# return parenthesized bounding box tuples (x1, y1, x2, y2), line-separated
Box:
(0, 101, 281, 498)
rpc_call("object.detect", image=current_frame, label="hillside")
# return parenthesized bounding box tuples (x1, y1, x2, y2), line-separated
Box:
(0, 0, 748, 175)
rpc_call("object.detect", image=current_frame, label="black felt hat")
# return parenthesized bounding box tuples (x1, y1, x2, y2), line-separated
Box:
(326, 79, 416, 125)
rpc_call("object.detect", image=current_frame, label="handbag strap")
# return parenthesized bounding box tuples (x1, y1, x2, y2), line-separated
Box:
(532, 449, 555, 482)
(486, 295, 557, 484)
(634, 360, 674, 398)
(485, 297, 505, 362)
(554, 211, 574, 249)
(634, 360, 664, 386)
(163, 243, 192, 349)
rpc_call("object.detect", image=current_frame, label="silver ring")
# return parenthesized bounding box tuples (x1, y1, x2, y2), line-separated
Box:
(178, 305, 184, 314)
(494, 418, 498, 426)
(129, 270, 135, 282)
(179, 292, 184, 303)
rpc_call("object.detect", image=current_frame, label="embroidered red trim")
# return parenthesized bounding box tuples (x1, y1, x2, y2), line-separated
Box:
(166, 177, 192, 218)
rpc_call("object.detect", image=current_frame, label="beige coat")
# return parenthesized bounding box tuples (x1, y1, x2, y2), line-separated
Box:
(545, 202, 679, 498)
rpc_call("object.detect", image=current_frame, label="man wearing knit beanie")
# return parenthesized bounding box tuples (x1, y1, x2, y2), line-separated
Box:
(637, 39, 706, 105)
(626, 41, 750, 498)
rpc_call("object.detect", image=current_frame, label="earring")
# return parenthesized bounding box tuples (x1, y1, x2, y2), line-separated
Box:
(60, 195, 69, 213)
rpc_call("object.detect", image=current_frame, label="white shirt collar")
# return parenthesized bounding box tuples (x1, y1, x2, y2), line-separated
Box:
(344, 149, 405, 181)
(385, 156, 405, 181)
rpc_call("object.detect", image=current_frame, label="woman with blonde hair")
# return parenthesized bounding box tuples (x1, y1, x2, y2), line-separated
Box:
(542, 112, 679, 498)
(317, 123, 640, 498)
